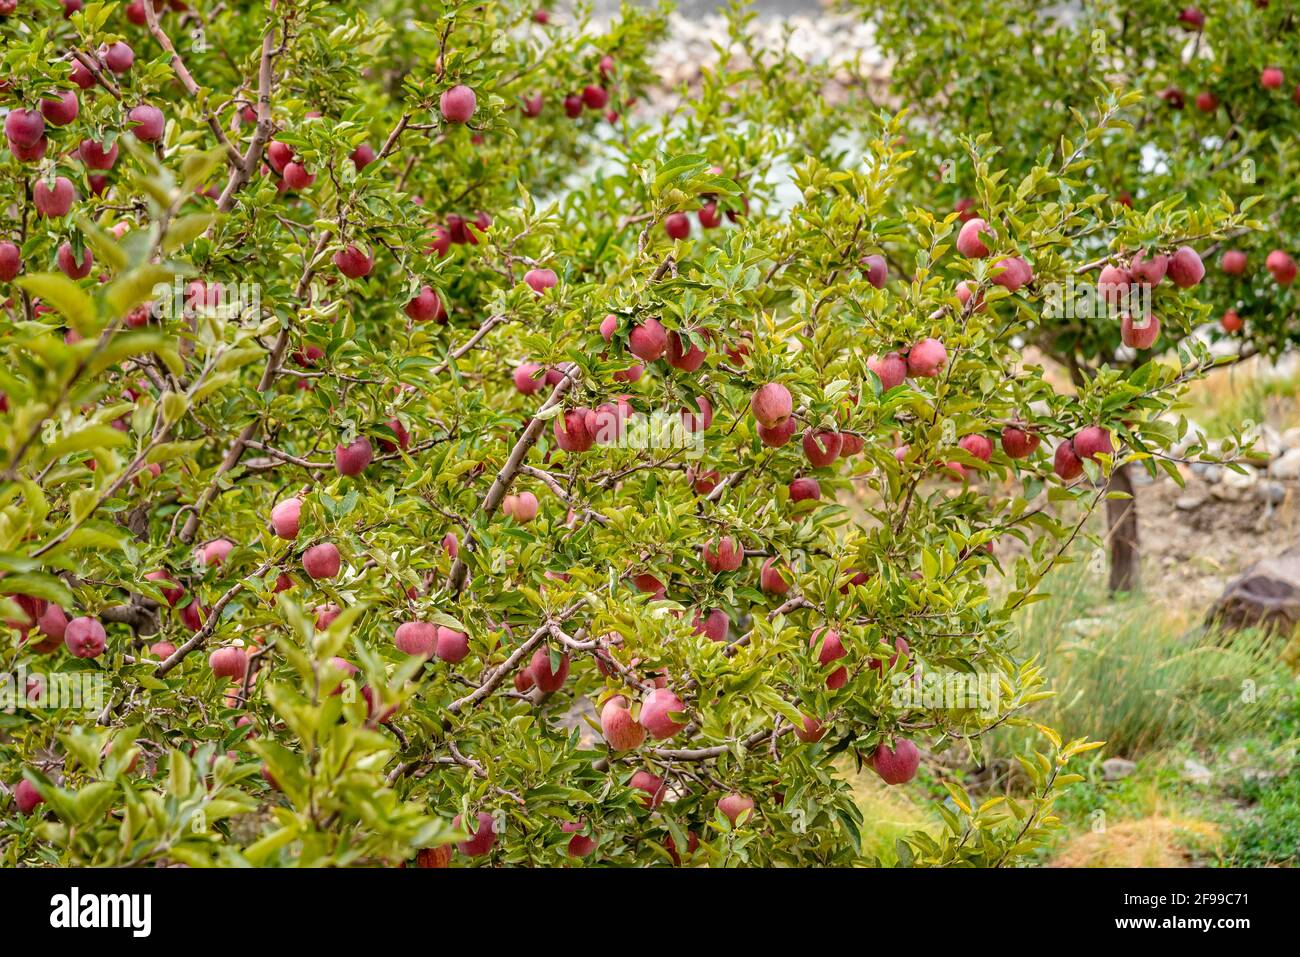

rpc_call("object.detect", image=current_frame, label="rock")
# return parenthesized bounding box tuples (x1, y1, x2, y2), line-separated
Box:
(1176, 492, 1208, 511)
(1212, 467, 1257, 501)
(1269, 448, 1300, 479)
(1282, 427, 1300, 450)
(1257, 481, 1287, 505)
(1181, 758, 1212, 785)
(1191, 462, 1224, 483)
(1102, 757, 1137, 781)
(1207, 543, 1300, 634)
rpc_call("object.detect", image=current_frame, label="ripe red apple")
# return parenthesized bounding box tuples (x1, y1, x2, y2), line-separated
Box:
(861, 254, 887, 289)
(868, 353, 907, 390)
(1168, 246, 1204, 288)
(39, 91, 79, 126)
(281, 161, 315, 189)
(692, 608, 729, 642)
(513, 362, 545, 395)
(906, 337, 947, 377)
(14, 778, 44, 815)
(664, 212, 690, 240)
(1158, 87, 1185, 109)
(334, 436, 373, 476)
(553, 408, 595, 452)
(810, 627, 847, 689)
(57, 242, 92, 279)
(521, 93, 544, 117)
(208, 646, 247, 680)
(302, 542, 341, 580)
(869, 636, 910, 674)
(270, 497, 302, 539)
(435, 626, 469, 662)
(750, 382, 792, 427)
(956, 217, 991, 258)
(757, 416, 796, 448)
(524, 268, 558, 295)
(1266, 249, 1296, 285)
(1074, 425, 1113, 461)
(179, 601, 206, 632)
(79, 137, 119, 170)
(581, 85, 608, 110)
(562, 821, 597, 857)
(666, 331, 706, 371)
(65, 616, 106, 658)
(953, 197, 976, 221)
(404, 285, 445, 322)
(1194, 91, 1219, 112)
(394, 621, 438, 658)
(564, 94, 583, 118)
(1261, 66, 1284, 90)
(1053, 441, 1082, 479)
(702, 536, 743, 573)
(802, 430, 842, 467)
(1121, 312, 1161, 349)
(872, 738, 921, 785)
(626, 318, 670, 363)
(349, 143, 376, 170)
(1221, 309, 1242, 333)
(640, 687, 687, 739)
(793, 714, 825, 743)
(333, 244, 372, 278)
(633, 573, 666, 599)
(1220, 250, 1247, 275)
(1177, 6, 1204, 30)
(839, 433, 864, 456)
(601, 696, 647, 751)
(502, 490, 539, 523)
(680, 395, 712, 433)
(992, 256, 1033, 292)
(315, 604, 342, 630)
(698, 201, 722, 229)
(789, 476, 821, 502)
(150, 640, 177, 660)
(760, 557, 790, 594)
(440, 84, 477, 123)
(267, 141, 293, 173)
(630, 770, 666, 808)
(718, 793, 754, 825)
(1129, 250, 1167, 285)
(4, 108, 45, 147)
(145, 569, 184, 605)
(0, 241, 20, 281)
(36, 604, 68, 645)
(529, 648, 570, 692)
(454, 810, 497, 856)
(1000, 424, 1040, 458)
(127, 103, 165, 141)
(196, 537, 233, 567)
(959, 433, 992, 462)
(103, 41, 134, 73)
(33, 177, 74, 218)
(1097, 264, 1130, 306)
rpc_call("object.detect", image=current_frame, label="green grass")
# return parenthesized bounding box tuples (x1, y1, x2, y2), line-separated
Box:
(982, 566, 1299, 866)
(993, 570, 1285, 761)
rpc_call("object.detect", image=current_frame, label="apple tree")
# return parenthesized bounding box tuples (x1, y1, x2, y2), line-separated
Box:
(0, 0, 1247, 865)
(852, 0, 1295, 592)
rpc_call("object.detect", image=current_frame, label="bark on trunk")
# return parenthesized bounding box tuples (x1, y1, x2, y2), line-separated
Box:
(1106, 461, 1140, 593)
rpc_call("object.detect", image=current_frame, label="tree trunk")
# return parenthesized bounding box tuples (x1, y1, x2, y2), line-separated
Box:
(1106, 462, 1140, 593)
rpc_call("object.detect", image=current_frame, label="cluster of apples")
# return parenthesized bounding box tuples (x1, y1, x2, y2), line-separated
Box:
(0, 37, 172, 284)
(3, 594, 105, 659)
(1171, 8, 1300, 112)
